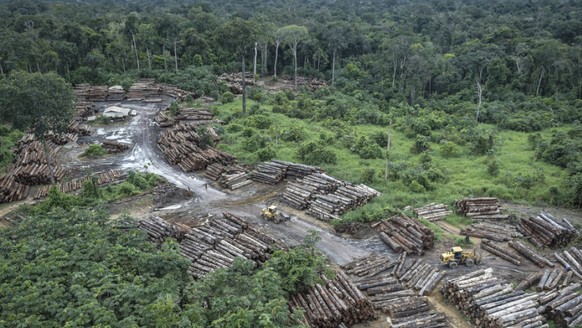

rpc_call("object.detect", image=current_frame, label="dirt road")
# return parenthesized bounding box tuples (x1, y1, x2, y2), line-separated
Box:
(64, 100, 377, 265)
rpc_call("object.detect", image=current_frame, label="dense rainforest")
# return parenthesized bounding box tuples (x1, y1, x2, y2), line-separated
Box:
(0, 0, 582, 326)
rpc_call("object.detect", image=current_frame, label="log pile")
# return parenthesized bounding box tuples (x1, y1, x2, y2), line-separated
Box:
(33, 170, 127, 199)
(127, 79, 162, 100)
(538, 282, 582, 327)
(138, 216, 189, 245)
(481, 240, 523, 266)
(461, 221, 522, 242)
(108, 85, 126, 101)
(508, 240, 554, 269)
(178, 212, 283, 278)
(13, 140, 61, 167)
(74, 84, 109, 101)
(175, 108, 213, 124)
(204, 163, 225, 181)
(74, 81, 190, 102)
(552, 247, 582, 280)
(0, 175, 30, 203)
(251, 161, 287, 184)
(75, 100, 98, 118)
(441, 268, 546, 327)
(158, 123, 235, 172)
(102, 140, 130, 153)
(204, 164, 251, 190)
(414, 203, 452, 222)
(283, 160, 322, 179)
(218, 73, 255, 94)
(288, 271, 377, 328)
(375, 214, 435, 255)
(308, 184, 379, 222)
(68, 121, 93, 135)
(154, 110, 176, 127)
(342, 253, 445, 297)
(13, 163, 66, 185)
(455, 197, 509, 220)
(517, 212, 578, 248)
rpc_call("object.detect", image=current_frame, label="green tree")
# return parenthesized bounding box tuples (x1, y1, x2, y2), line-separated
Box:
(218, 18, 260, 115)
(280, 25, 308, 90)
(0, 71, 75, 184)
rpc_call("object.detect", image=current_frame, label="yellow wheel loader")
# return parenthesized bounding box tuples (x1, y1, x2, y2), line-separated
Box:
(261, 205, 291, 224)
(440, 246, 482, 268)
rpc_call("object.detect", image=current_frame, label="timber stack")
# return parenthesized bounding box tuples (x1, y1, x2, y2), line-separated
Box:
(538, 282, 582, 327)
(13, 164, 66, 185)
(102, 140, 130, 153)
(69, 121, 93, 135)
(74, 84, 108, 101)
(284, 160, 322, 178)
(251, 160, 287, 184)
(552, 247, 582, 280)
(308, 184, 378, 222)
(288, 271, 377, 328)
(375, 213, 435, 255)
(75, 100, 97, 118)
(177, 212, 283, 278)
(219, 171, 251, 190)
(127, 79, 162, 100)
(154, 110, 176, 127)
(508, 240, 554, 269)
(517, 212, 578, 248)
(218, 73, 255, 94)
(33, 170, 127, 199)
(138, 216, 189, 245)
(0, 175, 30, 203)
(174, 108, 214, 124)
(461, 221, 522, 242)
(441, 268, 546, 327)
(455, 197, 509, 220)
(108, 85, 126, 100)
(205, 163, 226, 181)
(75, 81, 190, 102)
(414, 203, 452, 222)
(158, 123, 235, 172)
(481, 240, 523, 266)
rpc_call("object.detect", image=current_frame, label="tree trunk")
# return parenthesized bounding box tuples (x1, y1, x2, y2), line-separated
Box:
(130, 29, 140, 70)
(332, 48, 337, 86)
(476, 79, 484, 122)
(253, 42, 258, 79)
(536, 68, 544, 96)
(174, 38, 178, 74)
(146, 47, 152, 70)
(0, 61, 4, 76)
(163, 43, 167, 72)
(384, 124, 391, 181)
(42, 139, 56, 185)
(274, 41, 280, 78)
(122, 57, 126, 73)
(293, 43, 298, 90)
(242, 54, 247, 115)
(392, 53, 397, 87)
(261, 44, 267, 74)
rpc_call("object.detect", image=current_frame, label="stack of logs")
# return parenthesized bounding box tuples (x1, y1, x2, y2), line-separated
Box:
(374, 214, 435, 255)
(552, 247, 582, 280)
(414, 203, 452, 222)
(342, 253, 445, 297)
(179, 212, 282, 278)
(175, 108, 214, 125)
(138, 216, 189, 245)
(455, 197, 509, 220)
(308, 184, 379, 222)
(481, 240, 523, 266)
(204, 164, 251, 190)
(539, 282, 582, 327)
(0, 175, 30, 203)
(251, 160, 288, 184)
(218, 73, 255, 94)
(441, 268, 546, 327)
(33, 170, 126, 199)
(517, 212, 579, 248)
(126, 79, 162, 100)
(158, 123, 235, 172)
(75, 81, 190, 102)
(509, 240, 554, 268)
(204, 163, 226, 181)
(102, 140, 130, 153)
(69, 121, 93, 135)
(289, 271, 377, 328)
(74, 100, 97, 118)
(461, 221, 523, 242)
(108, 85, 126, 100)
(342, 253, 447, 327)
(154, 110, 175, 127)
(74, 84, 108, 101)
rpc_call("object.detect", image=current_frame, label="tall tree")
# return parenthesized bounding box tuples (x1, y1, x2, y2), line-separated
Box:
(0, 71, 75, 184)
(218, 18, 260, 115)
(280, 25, 308, 90)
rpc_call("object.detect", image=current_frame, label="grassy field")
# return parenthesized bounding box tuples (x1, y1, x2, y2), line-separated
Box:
(203, 96, 569, 224)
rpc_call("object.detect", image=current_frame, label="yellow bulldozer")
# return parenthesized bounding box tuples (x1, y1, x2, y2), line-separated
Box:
(440, 246, 481, 268)
(261, 205, 291, 224)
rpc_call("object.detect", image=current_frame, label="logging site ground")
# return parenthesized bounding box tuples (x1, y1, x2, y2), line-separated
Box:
(2, 91, 580, 327)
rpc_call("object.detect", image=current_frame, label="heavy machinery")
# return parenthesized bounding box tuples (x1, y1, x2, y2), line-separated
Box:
(440, 246, 481, 268)
(261, 205, 291, 224)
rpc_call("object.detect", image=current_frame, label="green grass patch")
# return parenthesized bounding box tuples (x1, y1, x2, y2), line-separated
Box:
(443, 214, 473, 228)
(82, 144, 107, 158)
(212, 96, 574, 225)
(418, 218, 444, 241)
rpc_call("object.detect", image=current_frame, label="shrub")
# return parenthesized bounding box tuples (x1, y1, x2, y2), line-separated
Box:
(351, 136, 383, 159)
(411, 135, 431, 154)
(440, 141, 461, 158)
(256, 147, 276, 162)
(360, 168, 377, 184)
(297, 141, 337, 165)
(83, 144, 107, 158)
(221, 91, 235, 103)
(245, 114, 272, 129)
(281, 126, 307, 142)
(243, 133, 270, 152)
(487, 157, 500, 176)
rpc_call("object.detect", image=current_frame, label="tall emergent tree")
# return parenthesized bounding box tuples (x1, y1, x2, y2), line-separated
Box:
(280, 25, 308, 90)
(0, 71, 75, 184)
(218, 18, 260, 115)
